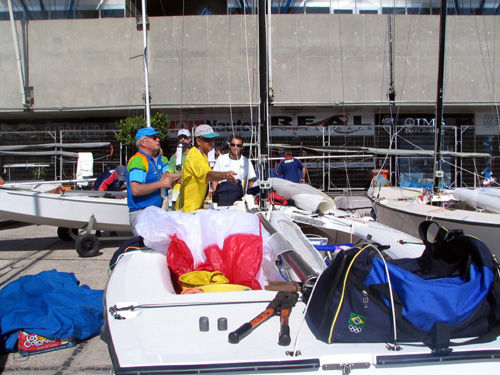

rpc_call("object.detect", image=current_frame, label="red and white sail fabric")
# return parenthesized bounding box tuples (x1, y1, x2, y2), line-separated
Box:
(135, 207, 277, 289)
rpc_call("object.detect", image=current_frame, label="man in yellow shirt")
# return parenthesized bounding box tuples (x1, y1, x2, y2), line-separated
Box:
(176, 124, 237, 212)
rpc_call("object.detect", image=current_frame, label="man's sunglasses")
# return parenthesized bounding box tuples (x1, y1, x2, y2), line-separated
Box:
(230, 143, 243, 148)
(199, 136, 215, 142)
(178, 135, 190, 140)
(146, 135, 160, 140)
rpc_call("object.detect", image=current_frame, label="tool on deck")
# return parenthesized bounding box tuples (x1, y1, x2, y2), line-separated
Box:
(228, 291, 299, 346)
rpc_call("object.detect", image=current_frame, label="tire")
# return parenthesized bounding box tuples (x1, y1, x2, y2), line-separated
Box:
(75, 234, 100, 257)
(57, 227, 78, 241)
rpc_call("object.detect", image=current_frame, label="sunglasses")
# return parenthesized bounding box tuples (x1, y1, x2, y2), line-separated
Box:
(146, 135, 160, 140)
(199, 136, 215, 143)
(230, 143, 243, 148)
(178, 135, 190, 140)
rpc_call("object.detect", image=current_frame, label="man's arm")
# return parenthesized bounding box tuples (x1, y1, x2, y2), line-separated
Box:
(276, 160, 284, 176)
(246, 158, 257, 189)
(98, 172, 116, 191)
(206, 170, 237, 184)
(130, 173, 181, 196)
(301, 165, 307, 183)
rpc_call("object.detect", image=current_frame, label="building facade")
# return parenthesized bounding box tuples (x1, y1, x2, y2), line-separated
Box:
(1, 4, 499, 188)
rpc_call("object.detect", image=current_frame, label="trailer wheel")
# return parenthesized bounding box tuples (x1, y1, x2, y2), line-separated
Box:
(57, 227, 78, 241)
(75, 234, 100, 257)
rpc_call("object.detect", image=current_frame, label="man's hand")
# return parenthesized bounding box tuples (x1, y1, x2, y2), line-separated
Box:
(158, 174, 173, 188)
(166, 172, 182, 185)
(224, 171, 238, 184)
(158, 173, 181, 188)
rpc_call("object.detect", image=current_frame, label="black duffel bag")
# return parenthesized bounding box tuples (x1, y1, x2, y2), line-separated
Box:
(305, 221, 500, 350)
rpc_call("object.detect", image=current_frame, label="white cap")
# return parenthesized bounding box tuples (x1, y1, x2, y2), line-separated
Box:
(177, 129, 191, 138)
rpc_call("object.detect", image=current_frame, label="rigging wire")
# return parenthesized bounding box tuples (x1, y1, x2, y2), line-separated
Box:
(334, 13, 352, 194)
(179, 0, 186, 127)
(474, 15, 500, 126)
(472, 15, 499, 182)
(227, 11, 235, 140)
(242, 0, 259, 191)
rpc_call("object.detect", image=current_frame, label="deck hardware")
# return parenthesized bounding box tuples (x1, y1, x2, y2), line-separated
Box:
(199, 316, 209, 332)
(385, 343, 402, 351)
(322, 362, 371, 374)
(217, 317, 228, 331)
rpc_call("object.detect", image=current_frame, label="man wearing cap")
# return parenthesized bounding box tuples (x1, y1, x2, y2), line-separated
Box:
(176, 124, 238, 212)
(127, 127, 181, 234)
(177, 128, 192, 144)
(92, 165, 127, 192)
(168, 128, 192, 173)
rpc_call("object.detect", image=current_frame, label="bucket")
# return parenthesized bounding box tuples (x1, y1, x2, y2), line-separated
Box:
(178, 271, 229, 290)
(199, 284, 251, 293)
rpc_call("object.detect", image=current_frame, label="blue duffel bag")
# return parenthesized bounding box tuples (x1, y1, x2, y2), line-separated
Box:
(305, 221, 500, 351)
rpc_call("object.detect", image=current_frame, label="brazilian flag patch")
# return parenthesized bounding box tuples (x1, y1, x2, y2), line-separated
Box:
(348, 313, 366, 328)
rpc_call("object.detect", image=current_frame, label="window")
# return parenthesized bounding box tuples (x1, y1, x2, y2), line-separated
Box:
(306, 7, 330, 14)
(382, 7, 406, 14)
(334, 9, 353, 14)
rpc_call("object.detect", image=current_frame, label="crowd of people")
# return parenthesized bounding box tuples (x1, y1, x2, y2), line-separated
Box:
(124, 124, 306, 234)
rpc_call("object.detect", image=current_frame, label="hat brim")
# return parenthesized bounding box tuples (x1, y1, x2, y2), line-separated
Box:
(200, 132, 219, 138)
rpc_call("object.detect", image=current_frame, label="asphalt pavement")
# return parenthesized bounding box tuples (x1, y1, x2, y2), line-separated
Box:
(0, 221, 131, 375)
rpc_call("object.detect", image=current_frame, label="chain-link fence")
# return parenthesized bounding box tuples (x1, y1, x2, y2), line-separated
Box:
(0, 130, 121, 182)
(1, 124, 498, 191)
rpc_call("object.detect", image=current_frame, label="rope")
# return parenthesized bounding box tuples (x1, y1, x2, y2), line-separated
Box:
(327, 244, 370, 343)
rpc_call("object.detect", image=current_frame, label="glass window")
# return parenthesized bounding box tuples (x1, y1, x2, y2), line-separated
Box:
(306, 7, 330, 14)
(382, 7, 406, 14)
(334, 9, 353, 14)
(101, 9, 125, 18)
(407, 7, 431, 15)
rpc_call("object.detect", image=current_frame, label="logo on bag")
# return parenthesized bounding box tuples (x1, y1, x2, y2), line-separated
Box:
(348, 313, 366, 334)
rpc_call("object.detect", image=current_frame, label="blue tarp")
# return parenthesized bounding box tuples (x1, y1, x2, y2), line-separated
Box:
(0, 270, 104, 352)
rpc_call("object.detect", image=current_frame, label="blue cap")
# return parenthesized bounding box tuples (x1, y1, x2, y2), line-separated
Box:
(135, 127, 160, 141)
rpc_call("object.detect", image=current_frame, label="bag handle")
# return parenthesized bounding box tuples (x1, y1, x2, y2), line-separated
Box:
(209, 271, 225, 283)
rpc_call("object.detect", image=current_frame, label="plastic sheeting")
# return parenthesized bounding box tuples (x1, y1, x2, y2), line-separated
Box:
(135, 207, 281, 287)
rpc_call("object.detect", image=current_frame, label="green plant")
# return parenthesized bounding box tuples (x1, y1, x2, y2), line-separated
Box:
(115, 112, 171, 148)
(33, 166, 47, 180)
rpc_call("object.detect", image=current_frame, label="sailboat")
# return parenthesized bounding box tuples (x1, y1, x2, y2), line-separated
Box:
(103, 1, 500, 374)
(368, 1, 500, 260)
(0, 1, 135, 256)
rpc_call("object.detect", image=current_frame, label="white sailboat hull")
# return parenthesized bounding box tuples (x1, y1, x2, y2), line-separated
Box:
(266, 179, 423, 258)
(369, 187, 500, 258)
(0, 186, 130, 231)
(104, 246, 500, 374)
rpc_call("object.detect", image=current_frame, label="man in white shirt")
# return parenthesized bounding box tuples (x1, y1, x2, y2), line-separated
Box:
(212, 135, 257, 205)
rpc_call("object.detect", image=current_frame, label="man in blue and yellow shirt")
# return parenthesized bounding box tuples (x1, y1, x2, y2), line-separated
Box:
(176, 124, 237, 212)
(127, 127, 181, 234)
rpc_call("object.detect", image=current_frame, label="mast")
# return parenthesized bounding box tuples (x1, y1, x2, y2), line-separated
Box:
(387, 15, 397, 186)
(433, 0, 447, 192)
(7, 0, 28, 110)
(141, 0, 151, 127)
(258, 0, 269, 204)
